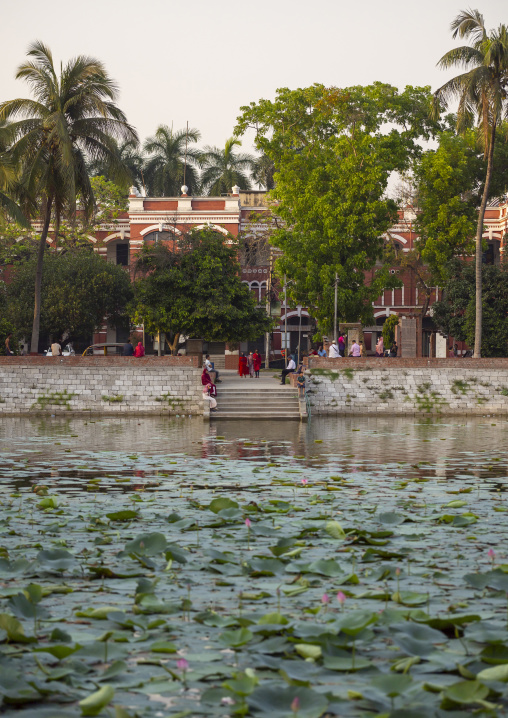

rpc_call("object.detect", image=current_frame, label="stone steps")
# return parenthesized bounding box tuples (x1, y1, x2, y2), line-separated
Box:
(212, 386, 302, 420)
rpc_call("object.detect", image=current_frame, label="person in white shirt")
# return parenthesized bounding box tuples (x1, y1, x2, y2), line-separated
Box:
(328, 341, 341, 358)
(281, 357, 296, 385)
(51, 341, 62, 356)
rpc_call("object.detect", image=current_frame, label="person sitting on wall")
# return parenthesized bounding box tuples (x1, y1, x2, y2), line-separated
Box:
(281, 356, 296, 385)
(205, 354, 221, 383)
(317, 345, 327, 357)
(359, 340, 366, 357)
(328, 341, 340, 358)
(123, 338, 134, 356)
(134, 342, 145, 357)
(349, 340, 361, 357)
(448, 346, 455, 357)
(202, 365, 217, 397)
(389, 342, 398, 357)
(375, 336, 384, 357)
(296, 368, 306, 397)
(51, 338, 62, 356)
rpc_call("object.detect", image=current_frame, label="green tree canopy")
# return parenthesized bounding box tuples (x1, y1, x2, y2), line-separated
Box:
(432, 258, 508, 357)
(235, 83, 439, 332)
(131, 228, 272, 353)
(6, 249, 133, 345)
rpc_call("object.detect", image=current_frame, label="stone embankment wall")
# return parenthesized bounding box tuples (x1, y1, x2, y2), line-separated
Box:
(306, 358, 508, 415)
(0, 356, 203, 415)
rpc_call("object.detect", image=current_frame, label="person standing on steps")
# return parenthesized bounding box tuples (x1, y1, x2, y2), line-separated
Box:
(253, 350, 262, 378)
(205, 354, 221, 383)
(247, 351, 255, 378)
(238, 352, 248, 378)
(281, 356, 296, 385)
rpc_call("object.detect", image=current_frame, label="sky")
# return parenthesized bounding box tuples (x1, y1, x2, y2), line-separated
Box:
(1, 0, 506, 159)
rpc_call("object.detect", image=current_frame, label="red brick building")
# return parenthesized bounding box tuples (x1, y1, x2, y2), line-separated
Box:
(42, 186, 508, 358)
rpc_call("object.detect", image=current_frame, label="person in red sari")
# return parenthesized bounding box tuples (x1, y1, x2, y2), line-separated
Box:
(252, 350, 262, 378)
(134, 342, 145, 357)
(202, 366, 217, 397)
(238, 353, 248, 378)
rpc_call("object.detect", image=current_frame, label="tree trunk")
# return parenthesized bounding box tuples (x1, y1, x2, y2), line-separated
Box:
(474, 123, 496, 358)
(168, 332, 180, 355)
(30, 197, 52, 354)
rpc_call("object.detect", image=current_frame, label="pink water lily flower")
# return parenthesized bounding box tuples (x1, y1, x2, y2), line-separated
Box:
(321, 593, 330, 604)
(291, 696, 300, 713)
(245, 518, 252, 528)
(176, 657, 189, 671)
(337, 591, 346, 606)
(301, 478, 308, 485)
(488, 548, 496, 560)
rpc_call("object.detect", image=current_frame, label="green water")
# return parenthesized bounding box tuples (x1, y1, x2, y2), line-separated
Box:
(1, 416, 507, 717)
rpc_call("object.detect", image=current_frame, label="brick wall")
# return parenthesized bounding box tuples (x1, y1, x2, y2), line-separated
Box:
(0, 357, 203, 415)
(306, 358, 508, 415)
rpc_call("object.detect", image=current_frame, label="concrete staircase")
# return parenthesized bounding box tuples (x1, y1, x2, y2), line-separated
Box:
(209, 355, 226, 370)
(212, 386, 302, 420)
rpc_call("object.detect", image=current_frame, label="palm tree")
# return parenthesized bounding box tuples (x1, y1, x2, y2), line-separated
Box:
(143, 126, 200, 196)
(0, 123, 30, 227)
(200, 138, 253, 196)
(251, 153, 276, 190)
(89, 138, 144, 191)
(0, 41, 137, 353)
(435, 10, 508, 357)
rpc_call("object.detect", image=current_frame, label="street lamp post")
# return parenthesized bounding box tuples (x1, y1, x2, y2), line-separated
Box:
(284, 274, 288, 369)
(334, 273, 338, 345)
(297, 305, 302, 363)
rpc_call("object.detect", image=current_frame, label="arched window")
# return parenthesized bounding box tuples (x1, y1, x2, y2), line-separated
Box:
(144, 231, 176, 245)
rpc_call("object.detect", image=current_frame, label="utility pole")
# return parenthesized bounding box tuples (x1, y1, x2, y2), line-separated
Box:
(284, 274, 288, 369)
(264, 249, 272, 369)
(334, 273, 338, 345)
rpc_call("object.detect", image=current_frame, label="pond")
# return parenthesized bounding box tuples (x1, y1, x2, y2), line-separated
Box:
(1, 416, 508, 717)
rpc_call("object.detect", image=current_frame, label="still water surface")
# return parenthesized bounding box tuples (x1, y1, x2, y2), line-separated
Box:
(1, 415, 507, 492)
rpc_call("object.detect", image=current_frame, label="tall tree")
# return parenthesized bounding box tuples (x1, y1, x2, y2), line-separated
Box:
(251, 153, 276, 190)
(0, 41, 137, 353)
(0, 122, 30, 227)
(131, 228, 271, 354)
(200, 138, 253, 196)
(143, 125, 200, 196)
(435, 9, 508, 357)
(235, 83, 439, 332)
(89, 138, 144, 191)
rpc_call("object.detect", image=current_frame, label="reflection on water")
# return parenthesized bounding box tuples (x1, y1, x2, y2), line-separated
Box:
(1, 415, 507, 493)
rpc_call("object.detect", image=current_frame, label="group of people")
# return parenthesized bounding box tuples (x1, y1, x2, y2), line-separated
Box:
(122, 339, 146, 357)
(375, 337, 398, 357)
(238, 351, 262, 378)
(312, 336, 398, 358)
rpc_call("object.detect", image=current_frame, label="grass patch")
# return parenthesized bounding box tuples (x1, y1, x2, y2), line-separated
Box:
(102, 394, 124, 403)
